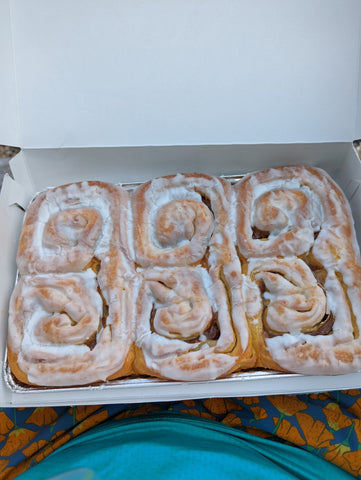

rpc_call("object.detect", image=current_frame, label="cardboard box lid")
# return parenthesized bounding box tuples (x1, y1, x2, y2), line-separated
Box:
(1, 0, 361, 149)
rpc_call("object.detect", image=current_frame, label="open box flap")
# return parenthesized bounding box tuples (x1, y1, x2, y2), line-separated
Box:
(0, 0, 19, 147)
(5, 0, 361, 149)
(8, 142, 351, 191)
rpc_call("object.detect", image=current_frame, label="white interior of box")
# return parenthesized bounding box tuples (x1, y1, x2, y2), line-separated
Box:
(1, 0, 361, 147)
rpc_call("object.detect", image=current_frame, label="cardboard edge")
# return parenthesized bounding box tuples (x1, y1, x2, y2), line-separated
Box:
(3, 371, 361, 408)
(0, 0, 19, 146)
(355, 6, 361, 140)
(8, 151, 35, 204)
(12, 142, 352, 190)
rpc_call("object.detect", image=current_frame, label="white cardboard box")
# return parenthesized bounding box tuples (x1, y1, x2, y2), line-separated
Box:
(0, 0, 361, 406)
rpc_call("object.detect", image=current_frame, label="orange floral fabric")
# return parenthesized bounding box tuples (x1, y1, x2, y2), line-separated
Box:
(1, 390, 361, 479)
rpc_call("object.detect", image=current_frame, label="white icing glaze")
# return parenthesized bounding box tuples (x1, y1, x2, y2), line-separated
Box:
(132, 173, 234, 267)
(248, 257, 327, 334)
(9, 267, 135, 386)
(10, 181, 136, 386)
(17, 182, 133, 275)
(238, 166, 361, 375)
(236, 167, 325, 258)
(131, 173, 254, 380)
(134, 266, 252, 381)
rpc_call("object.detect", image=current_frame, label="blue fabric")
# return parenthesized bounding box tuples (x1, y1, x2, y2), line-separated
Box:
(17, 413, 352, 480)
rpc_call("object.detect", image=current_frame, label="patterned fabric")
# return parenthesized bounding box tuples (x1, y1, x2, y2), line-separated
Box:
(1, 390, 361, 479)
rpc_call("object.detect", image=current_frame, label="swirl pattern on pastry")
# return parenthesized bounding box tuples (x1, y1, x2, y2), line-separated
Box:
(249, 258, 327, 336)
(234, 166, 324, 258)
(134, 267, 255, 381)
(7, 269, 134, 386)
(9, 181, 135, 386)
(238, 166, 361, 375)
(262, 265, 361, 375)
(16, 181, 131, 274)
(131, 173, 237, 267)
(131, 173, 255, 378)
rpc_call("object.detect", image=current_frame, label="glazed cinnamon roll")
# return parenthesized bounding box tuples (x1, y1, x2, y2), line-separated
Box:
(16, 181, 132, 274)
(131, 173, 237, 267)
(134, 266, 255, 381)
(7, 268, 135, 386)
(131, 173, 255, 379)
(9, 181, 135, 386)
(236, 166, 361, 375)
(234, 166, 326, 259)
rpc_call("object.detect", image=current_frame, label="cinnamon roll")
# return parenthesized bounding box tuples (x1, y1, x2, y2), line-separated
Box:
(134, 266, 255, 381)
(16, 181, 132, 274)
(131, 173, 237, 267)
(131, 173, 255, 379)
(9, 181, 135, 386)
(234, 166, 326, 259)
(7, 268, 135, 386)
(236, 166, 361, 375)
